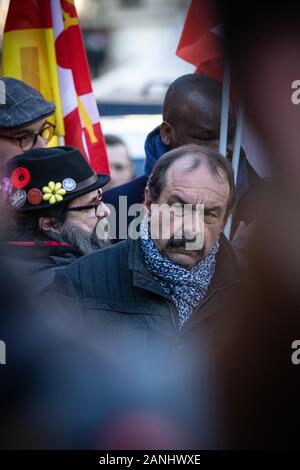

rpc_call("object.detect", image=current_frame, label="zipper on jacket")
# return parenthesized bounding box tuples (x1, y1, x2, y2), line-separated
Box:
(163, 298, 179, 334)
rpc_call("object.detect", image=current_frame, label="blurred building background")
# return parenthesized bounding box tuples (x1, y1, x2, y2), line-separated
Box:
(0, 0, 193, 177)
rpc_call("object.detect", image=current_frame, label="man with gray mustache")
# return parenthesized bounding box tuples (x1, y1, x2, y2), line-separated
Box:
(53, 144, 240, 353)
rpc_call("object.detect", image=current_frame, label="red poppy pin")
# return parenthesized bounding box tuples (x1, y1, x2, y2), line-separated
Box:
(10, 167, 31, 190)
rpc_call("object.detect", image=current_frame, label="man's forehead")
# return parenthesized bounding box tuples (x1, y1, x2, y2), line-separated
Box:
(164, 158, 230, 205)
(107, 144, 128, 161)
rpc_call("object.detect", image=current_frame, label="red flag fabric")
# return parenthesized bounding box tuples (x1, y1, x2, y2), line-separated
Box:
(52, 0, 109, 174)
(176, 0, 224, 82)
(3, 0, 109, 176)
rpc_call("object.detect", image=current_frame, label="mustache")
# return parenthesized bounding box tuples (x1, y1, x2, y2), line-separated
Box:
(166, 235, 204, 253)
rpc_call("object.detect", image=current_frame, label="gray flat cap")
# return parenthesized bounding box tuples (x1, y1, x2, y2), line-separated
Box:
(0, 77, 55, 129)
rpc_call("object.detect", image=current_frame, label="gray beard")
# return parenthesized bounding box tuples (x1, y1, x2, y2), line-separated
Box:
(51, 220, 111, 256)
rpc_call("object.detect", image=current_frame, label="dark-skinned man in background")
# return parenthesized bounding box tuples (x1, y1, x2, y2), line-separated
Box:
(103, 73, 262, 242)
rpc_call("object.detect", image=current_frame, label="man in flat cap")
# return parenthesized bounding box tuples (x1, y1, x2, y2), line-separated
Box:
(2, 146, 111, 291)
(0, 77, 55, 167)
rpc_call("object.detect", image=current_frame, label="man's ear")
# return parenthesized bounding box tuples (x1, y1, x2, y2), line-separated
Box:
(144, 186, 153, 214)
(38, 217, 60, 232)
(160, 121, 173, 146)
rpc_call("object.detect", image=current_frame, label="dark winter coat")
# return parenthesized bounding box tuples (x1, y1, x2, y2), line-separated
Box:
(3, 235, 81, 293)
(51, 233, 240, 359)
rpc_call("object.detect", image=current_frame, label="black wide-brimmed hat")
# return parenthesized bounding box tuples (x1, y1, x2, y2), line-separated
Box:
(0, 77, 55, 129)
(4, 146, 110, 211)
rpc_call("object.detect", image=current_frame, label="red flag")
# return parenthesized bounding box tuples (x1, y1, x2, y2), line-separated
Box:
(176, 0, 224, 82)
(3, 0, 109, 176)
(52, 0, 109, 175)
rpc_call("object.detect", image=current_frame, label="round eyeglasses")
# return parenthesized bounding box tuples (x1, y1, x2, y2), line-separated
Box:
(0, 122, 56, 152)
(66, 189, 104, 218)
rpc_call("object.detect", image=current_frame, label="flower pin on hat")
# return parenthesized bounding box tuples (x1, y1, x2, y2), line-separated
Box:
(42, 181, 66, 204)
(10, 167, 31, 189)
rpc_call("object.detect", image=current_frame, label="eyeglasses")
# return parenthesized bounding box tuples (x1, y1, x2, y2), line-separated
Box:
(67, 189, 103, 218)
(0, 122, 56, 151)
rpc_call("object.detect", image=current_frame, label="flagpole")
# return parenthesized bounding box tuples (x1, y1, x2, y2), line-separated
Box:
(231, 104, 244, 186)
(219, 59, 231, 157)
(219, 58, 232, 239)
(223, 104, 244, 238)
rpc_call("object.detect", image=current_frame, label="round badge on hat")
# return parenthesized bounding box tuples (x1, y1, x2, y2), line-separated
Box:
(27, 188, 43, 206)
(62, 178, 76, 192)
(9, 189, 27, 208)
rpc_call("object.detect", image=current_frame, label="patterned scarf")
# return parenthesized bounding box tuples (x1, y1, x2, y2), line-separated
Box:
(139, 216, 220, 330)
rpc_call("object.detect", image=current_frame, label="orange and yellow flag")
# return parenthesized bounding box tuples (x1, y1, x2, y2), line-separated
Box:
(2, 0, 109, 175)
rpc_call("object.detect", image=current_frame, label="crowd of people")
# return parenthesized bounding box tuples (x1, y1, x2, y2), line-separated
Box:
(0, 60, 299, 449)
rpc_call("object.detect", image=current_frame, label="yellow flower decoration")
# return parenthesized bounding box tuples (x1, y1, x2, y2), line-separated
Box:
(42, 181, 66, 204)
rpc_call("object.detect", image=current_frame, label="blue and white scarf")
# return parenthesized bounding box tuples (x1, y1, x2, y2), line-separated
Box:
(139, 216, 220, 330)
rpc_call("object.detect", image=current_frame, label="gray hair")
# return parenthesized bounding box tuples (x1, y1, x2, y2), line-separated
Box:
(147, 144, 236, 215)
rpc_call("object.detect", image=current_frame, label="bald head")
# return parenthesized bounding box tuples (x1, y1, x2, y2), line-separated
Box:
(147, 143, 235, 214)
(161, 74, 236, 149)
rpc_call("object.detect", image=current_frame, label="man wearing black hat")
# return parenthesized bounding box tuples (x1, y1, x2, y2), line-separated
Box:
(2, 146, 110, 292)
(0, 78, 56, 168)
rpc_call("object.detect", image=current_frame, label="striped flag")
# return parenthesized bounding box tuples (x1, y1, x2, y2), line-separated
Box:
(2, 0, 109, 175)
